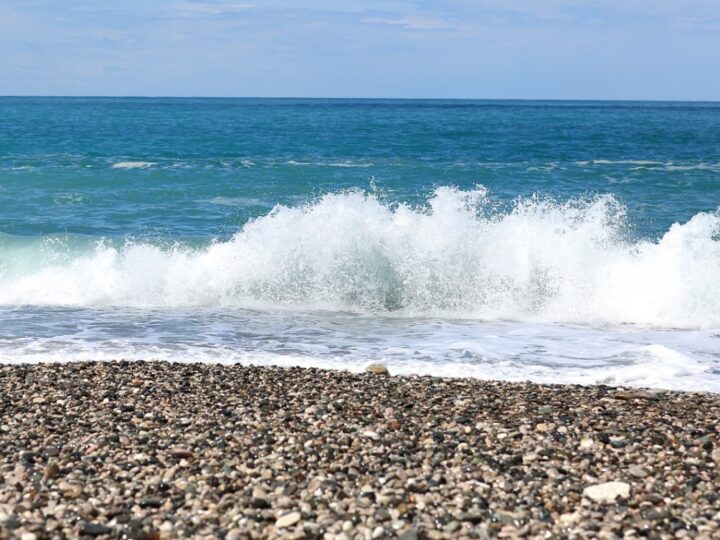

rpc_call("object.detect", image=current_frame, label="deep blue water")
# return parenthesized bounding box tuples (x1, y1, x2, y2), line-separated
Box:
(1, 98, 719, 391)
(1, 97, 719, 239)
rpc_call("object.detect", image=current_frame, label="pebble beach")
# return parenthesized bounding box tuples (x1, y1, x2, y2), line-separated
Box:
(1, 361, 719, 539)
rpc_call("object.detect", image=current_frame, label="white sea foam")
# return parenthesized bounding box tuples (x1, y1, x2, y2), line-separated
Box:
(0, 308, 718, 391)
(0, 187, 719, 329)
(587, 160, 666, 166)
(111, 161, 156, 169)
(327, 162, 373, 168)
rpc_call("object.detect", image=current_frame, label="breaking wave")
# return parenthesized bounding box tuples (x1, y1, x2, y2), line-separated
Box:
(1, 187, 719, 328)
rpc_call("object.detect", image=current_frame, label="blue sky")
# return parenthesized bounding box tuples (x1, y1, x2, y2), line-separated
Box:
(0, 0, 718, 99)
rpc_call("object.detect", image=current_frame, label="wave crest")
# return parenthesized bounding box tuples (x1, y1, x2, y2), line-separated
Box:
(1, 187, 719, 327)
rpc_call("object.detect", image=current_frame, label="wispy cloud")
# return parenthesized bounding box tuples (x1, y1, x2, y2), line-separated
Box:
(362, 15, 452, 30)
(170, 2, 254, 16)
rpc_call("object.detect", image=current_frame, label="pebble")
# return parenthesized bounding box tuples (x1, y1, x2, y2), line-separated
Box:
(398, 527, 418, 540)
(628, 465, 649, 478)
(275, 511, 301, 528)
(365, 363, 389, 375)
(79, 522, 113, 536)
(583, 481, 631, 503)
(170, 447, 194, 459)
(611, 390, 657, 400)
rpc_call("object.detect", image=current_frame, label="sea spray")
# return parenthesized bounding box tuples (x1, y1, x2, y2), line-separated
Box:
(0, 187, 719, 328)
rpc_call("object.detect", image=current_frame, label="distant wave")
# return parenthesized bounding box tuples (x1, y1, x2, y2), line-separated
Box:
(664, 163, 720, 172)
(589, 159, 665, 166)
(0, 187, 719, 328)
(284, 160, 373, 168)
(575, 159, 720, 172)
(111, 161, 156, 169)
(204, 196, 267, 207)
(327, 162, 373, 168)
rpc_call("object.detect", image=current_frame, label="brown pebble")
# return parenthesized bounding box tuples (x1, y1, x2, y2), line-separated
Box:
(170, 448, 194, 459)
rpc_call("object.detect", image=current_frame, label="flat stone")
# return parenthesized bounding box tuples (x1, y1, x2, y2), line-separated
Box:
(3, 516, 20, 529)
(610, 390, 657, 401)
(494, 510, 525, 524)
(170, 447, 194, 459)
(80, 523, 113, 536)
(456, 511, 483, 524)
(43, 464, 60, 481)
(628, 465, 649, 478)
(275, 511, 301, 528)
(398, 527, 419, 540)
(250, 497, 270, 509)
(583, 481, 630, 503)
(444, 521, 461, 533)
(226, 528, 244, 540)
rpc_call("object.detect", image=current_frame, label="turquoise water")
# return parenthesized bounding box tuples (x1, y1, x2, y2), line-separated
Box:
(1, 97, 720, 390)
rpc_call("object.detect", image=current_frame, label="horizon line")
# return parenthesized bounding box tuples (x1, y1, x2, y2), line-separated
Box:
(1, 95, 719, 104)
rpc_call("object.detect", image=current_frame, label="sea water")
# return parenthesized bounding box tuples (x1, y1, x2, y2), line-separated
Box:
(1, 97, 719, 391)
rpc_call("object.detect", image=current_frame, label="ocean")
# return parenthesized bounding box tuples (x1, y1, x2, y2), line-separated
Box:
(1, 97, 719, 391)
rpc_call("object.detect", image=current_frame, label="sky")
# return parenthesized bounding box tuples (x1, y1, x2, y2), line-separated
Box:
(0, 0, 718, 100)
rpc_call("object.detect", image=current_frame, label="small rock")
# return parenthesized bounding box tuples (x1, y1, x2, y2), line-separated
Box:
(579, 437, 595, 450)
(445, 521, 461, 533)
(644, 492, 664, 504)
(628, 465, 649, 478)
(398, 527, 418, 540)
(80, 523, 113, 536)
(559, 512, 579, 525)
(583, 481, 630, 503)
(226, 529, 244, 540)
(250, 497, 270, 509)
(494, 510, 524, 524)
(43, 464, 60, 481)
(365, 363, 389, 375)
(456, 511, 483, 524)
(58, 481, 83, 499)
(644, 509, 670, 521)
(609, 436, 628, 449)
(170, 448, 194, 459)
(276, 511, 301, 528)
(610, 390, 657, 400)
(3, 516, 20, 530)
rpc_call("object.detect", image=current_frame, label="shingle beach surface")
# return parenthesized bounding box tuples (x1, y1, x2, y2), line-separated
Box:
(1, 361, 719, 539)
